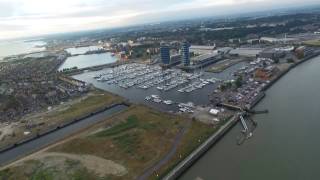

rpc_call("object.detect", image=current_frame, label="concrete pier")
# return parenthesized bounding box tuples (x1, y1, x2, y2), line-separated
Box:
(240, 116, 249, 132)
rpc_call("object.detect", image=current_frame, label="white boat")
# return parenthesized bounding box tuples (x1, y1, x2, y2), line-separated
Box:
(93, 74, 102, 79)
(153, 98, 162, 103)
(163, 100, 173, 105)
(179, 108, 187, 112)
(151, 95, 160, 99)
(97, 77, 107, 82)
(187, 109, 194, 113)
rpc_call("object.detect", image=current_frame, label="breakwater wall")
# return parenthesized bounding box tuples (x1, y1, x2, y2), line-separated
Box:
(163, 113, 241, 180)
(248, 92, 266, 110)
(62, 61, 129, 76)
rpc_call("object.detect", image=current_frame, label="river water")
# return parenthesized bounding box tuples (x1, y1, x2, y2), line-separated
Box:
(179, 56, 320, 180)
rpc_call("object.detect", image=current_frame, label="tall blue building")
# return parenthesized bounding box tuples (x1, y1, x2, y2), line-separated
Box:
(160, 43, 170, 65)
(181, 41, 190, 66)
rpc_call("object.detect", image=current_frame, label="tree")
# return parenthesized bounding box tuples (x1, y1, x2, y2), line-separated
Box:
(235, 76, 243, 88)
(219, 84, 227, 91)
(287, 58, 294, 63)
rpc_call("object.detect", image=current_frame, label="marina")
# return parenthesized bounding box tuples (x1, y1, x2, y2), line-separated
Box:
(93, 63, 221, 93)
(73, 63, 240, 112)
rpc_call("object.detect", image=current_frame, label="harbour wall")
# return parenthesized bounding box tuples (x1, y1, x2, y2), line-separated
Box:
(162, 114, 241, 180)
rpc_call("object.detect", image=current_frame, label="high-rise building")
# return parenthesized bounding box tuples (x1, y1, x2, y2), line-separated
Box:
(160, 43, 170, 65)
(181, 41, 190, 66)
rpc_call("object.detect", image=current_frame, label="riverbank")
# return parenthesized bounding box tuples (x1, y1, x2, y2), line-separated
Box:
(163, 52, 320, 179)
(0, 90, 124, 154)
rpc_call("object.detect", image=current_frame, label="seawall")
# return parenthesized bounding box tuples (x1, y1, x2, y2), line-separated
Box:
(163, 113, 241, 180)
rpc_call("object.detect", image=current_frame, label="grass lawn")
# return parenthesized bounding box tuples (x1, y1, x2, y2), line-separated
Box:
(0, 105, 220, 180)
(43, 89, 123, 125)
(303, 40, 320, 46)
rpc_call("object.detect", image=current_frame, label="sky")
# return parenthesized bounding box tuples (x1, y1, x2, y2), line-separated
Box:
(0, 0, 319, 40)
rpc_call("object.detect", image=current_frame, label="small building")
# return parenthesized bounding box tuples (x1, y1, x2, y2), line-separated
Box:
(295, 46, 314, 58)
(260, 37, 297, 44)
(254, 66, 277, 80)
(190, 45, 216, 55)
(259, 48, 286, 60)
(229, 48, 263, 57)
(191, 53, 219, 66)
(247, 39, 260, 44)
(209, 108, 220, 115)
(217, 47, 233, 55)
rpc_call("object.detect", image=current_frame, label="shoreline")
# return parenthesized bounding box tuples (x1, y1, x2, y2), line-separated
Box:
(163, 114, 241, 180)
(162, 53, 320, 180)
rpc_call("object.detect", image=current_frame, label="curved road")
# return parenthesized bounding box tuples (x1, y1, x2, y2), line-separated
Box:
(137, 121, 191, 180)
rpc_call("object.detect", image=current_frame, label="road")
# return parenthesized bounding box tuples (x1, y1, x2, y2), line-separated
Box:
(136, 120, 191, 180)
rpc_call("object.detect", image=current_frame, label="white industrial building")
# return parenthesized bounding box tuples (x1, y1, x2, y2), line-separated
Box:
(229, 48, 263, 57)
(190, 45, 216, 55)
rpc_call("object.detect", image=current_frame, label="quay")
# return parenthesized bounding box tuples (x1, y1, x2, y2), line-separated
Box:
(217, 103, 242, 111)
(163, 113, 242, 180)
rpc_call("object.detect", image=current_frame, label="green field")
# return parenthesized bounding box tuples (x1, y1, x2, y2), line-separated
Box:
(304, 40, 320, 46)
(1, 105, 219, 180)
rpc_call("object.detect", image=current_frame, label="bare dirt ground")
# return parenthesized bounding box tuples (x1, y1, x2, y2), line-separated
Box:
(276, 63, 292, 71)
(0, 123, 15, 141)
(13, 152, 127, 177)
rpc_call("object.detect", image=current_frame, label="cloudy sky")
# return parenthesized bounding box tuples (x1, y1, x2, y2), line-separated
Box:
(0, 0, 319, 40)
